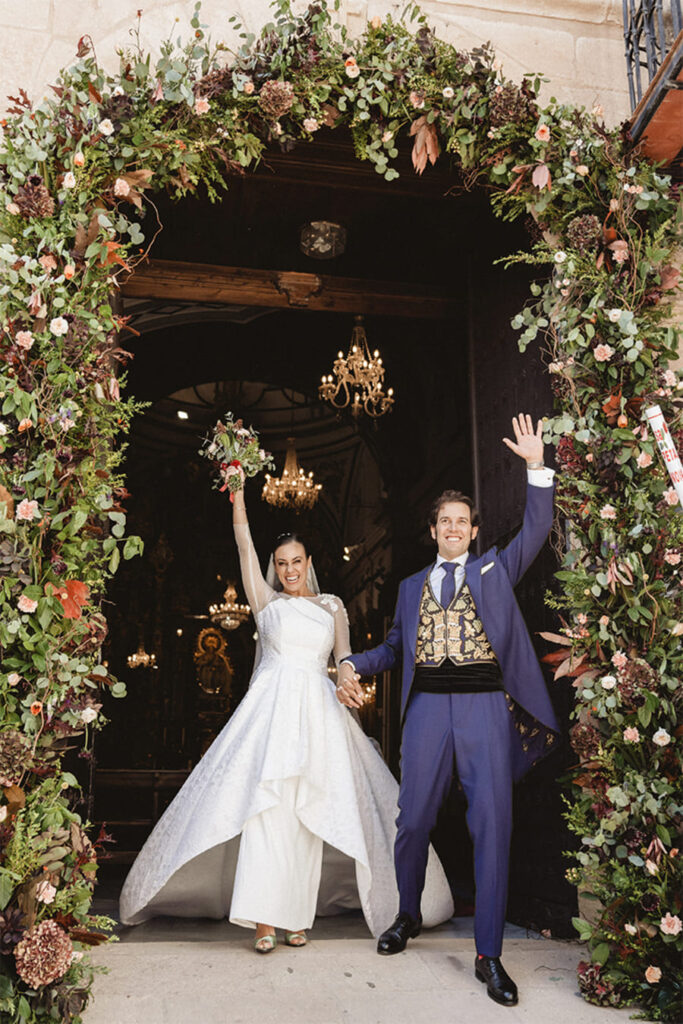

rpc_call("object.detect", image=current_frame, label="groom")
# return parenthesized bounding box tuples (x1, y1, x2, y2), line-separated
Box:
(337, 414, 559, 1007)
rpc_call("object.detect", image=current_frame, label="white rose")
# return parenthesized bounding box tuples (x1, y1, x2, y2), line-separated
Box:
(652, 728, 670, 747)
(600, 675, 617, 690)
(81, 707, 98, 725)
(62, 171, 76, 189)
(50, 317, 69, 336)
(98, 119, 115, 136)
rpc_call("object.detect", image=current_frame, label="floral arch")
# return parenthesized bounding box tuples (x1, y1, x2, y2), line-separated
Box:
(0, 2, 680, 1020)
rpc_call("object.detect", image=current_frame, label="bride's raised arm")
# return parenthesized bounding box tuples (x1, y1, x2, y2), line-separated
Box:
(232, 485, 273, 615)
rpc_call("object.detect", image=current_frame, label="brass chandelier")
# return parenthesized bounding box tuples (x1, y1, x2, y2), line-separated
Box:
(319, 315, 394, 418)
(127, 643, 157, 670)
(262, 437, 322, 511)
(209, 583, 251, 631)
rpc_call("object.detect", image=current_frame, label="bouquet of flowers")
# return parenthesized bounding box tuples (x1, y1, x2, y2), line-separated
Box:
(199, 413, 274, 493)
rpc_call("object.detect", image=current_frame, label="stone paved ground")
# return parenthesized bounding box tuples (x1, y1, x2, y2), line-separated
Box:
(83, 913, 634, 1024)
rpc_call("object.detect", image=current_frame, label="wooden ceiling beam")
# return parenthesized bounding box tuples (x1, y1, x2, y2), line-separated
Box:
(122, 258, 457, 320)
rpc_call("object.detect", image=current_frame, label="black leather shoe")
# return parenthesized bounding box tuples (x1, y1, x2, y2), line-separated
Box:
(377, 912, 422, 955)
(475, 956, 518, 1006)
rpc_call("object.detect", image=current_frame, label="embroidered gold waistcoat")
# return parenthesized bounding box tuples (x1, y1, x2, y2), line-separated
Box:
(415, 579, 498, 667)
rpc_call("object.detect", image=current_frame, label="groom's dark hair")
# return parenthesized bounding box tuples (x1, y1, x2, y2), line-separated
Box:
(428, 490, 481, 529)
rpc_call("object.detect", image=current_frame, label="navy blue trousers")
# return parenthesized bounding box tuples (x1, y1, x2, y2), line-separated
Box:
(396, 690, 513, 957)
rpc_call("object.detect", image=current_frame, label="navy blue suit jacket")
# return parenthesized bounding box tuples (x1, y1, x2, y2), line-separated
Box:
(348, 482, 559, 779)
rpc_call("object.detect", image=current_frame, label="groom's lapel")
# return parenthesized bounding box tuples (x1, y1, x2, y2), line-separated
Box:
(464, 554, 483, 614)
(404, 566, 431, 662)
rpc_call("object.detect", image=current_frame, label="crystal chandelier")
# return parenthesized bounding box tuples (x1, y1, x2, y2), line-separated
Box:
(209, 584, 251, 631)
(319, 315, 394, 418)
(262, 437, 322, 511)
(127, 643, 157, 670)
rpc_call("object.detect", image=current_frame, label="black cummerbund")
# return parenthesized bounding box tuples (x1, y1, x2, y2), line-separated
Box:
(413, 661, 503, 694)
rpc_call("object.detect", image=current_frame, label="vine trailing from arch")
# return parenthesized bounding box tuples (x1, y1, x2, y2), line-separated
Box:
(0, 2, 680, 1020)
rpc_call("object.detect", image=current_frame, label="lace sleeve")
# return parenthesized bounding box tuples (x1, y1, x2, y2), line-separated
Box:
(233, 521, 273, 615)
(332, 599, 352, 667)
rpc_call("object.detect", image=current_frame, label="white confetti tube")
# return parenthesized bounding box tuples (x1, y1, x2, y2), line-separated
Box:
(644, 405, 683, 506)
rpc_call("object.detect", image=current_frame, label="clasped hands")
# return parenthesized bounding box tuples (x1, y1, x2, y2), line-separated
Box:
(336, 662, 365, 708)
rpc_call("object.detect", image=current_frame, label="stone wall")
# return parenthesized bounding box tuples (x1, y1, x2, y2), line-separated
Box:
(1, 0, 630, 123)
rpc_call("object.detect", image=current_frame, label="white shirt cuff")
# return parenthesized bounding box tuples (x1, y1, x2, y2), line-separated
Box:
(527, 467, 555, 488)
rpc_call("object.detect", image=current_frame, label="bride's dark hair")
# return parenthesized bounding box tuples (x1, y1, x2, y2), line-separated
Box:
(272, 531, 309, 558)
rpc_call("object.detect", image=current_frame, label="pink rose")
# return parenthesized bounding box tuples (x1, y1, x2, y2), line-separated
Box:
(194, 96, 210, 115)
(114, 177, 130, 197)
(577, 613, 587, 625)
(645, 966, 661, 985)
(612, 651, 628, 669)
(15, 499, 40, 522)
(18, 595, 38, 614)
(660, 913, 682, 937)
(594, 344, 614, 363)
(664, 550, 680, 565)
(15, 330, 34, 351)
(623, 726, 639, 743)
(303, 117, 319, 132)
(663, 370, 677, 387)
(7, 673, 20, 686)
(600, 504, 616, 520)
(535, 124, 550, 143)
(62, 171, 76, 189)
(599, 615, 610, 627)
(636, 451, 653, 468)
(664, 488, 679, 506)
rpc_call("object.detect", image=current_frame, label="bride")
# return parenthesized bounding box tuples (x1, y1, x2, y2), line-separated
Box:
(119, 480, 453, 951)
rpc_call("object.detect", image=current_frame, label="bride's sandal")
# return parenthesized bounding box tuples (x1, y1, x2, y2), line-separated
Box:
(284, 931, 307, 947)
(254, 933, 277, 954)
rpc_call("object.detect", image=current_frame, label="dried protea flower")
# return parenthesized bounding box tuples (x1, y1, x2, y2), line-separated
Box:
(566, 214, 601, 253)
(0, 908, 25, 955)
(556, 436, 584, 474)
(0, 729, 31, 787)
(14, 919, 73, 987)
(570, 721, 601, 762)
(258, 79, 295, 119)
(194, 67, 231, 98)
(640, 890, 661, 914)
(622, 826, 647, 853)
(618, 658, 654, 709)
(14, 175, 55, 219)
(594, 448, 619, 488)
(488, 82, 536, 128)
(99, 92, 134, 128)
(577, 960, 624, 1007)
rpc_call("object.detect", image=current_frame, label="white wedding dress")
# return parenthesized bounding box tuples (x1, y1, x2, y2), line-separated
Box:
(119, 522, 454, 935)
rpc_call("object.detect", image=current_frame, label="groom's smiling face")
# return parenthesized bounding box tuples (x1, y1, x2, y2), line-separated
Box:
(430, 501, 478, 560)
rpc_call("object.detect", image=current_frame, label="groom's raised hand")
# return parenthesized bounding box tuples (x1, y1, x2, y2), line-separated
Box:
(502, 413, 544, 465)
(336, 662, 365, 708)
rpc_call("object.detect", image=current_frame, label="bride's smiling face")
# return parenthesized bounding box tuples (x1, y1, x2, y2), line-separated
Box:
(274, 541, 312, 596)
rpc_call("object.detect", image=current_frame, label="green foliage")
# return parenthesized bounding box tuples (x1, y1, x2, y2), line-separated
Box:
(0, 0, 680, 1019)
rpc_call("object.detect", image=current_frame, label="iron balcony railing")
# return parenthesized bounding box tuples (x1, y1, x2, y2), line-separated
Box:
(623, 0, 683, 109)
